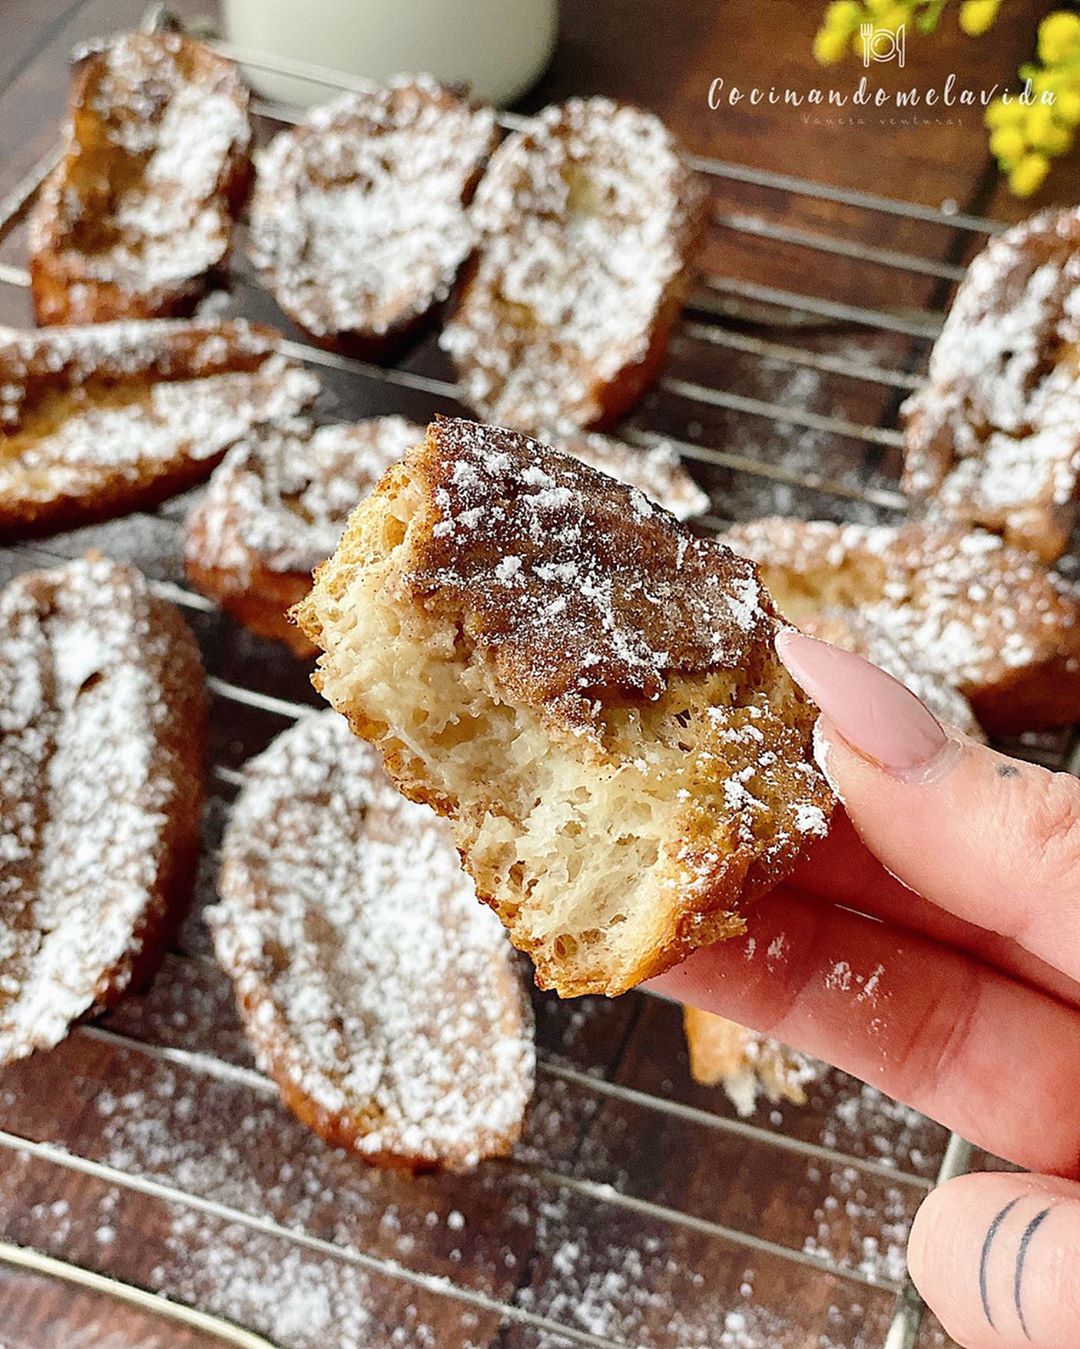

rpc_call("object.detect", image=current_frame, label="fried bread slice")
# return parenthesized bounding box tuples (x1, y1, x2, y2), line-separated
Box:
(0, 555, 205, 1064)
(296, 419, 833, 998)
(722, 516, 1080, 735)
(209, 710, 534, 1170)
(0, 319, 319, 538)
(184, 417, 423, 655)
(441, 98, 704, 432)
(184, 418, 708, 656)
(902, 206, 1080, 562)
(29, 31, 252, 325)
(248, 80, 497, 355)
(683, 1008, 818, 1117)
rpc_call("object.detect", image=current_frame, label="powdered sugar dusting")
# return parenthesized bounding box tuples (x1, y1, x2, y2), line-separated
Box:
(441, 97, 702, 430)
(0, 555, 203, 1063)
(249, 80, 496, 341)
(0, 319, 319, 520)
(546, 429, 709, 521)
(208, 710, 534, 1170)
(725, 516, 1080, 704)
(29, 32, 251, 309)
(186, 417, 423, 581)
(903, 205, 1080, 557)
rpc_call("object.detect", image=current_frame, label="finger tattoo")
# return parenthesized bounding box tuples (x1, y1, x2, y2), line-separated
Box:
(980, 1196, 1022, 1329)
(1014, 1205, 1053, 1339)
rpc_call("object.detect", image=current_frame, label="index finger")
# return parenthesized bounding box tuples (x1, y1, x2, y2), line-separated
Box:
(794, 811, 1080, 1006)
(779, 632, 1080, 986)
(650, 886, 1080, 1176)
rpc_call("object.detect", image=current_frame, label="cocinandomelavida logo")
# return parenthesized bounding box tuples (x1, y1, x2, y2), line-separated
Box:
(861, 21, 906, 67)
(706, 70, 1053, 123)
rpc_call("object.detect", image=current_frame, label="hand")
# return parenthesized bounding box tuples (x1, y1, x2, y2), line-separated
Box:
(650, 631, 1080, 1349)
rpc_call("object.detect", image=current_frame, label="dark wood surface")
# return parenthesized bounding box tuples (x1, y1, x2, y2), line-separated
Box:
(0, 1, 1075, 1345)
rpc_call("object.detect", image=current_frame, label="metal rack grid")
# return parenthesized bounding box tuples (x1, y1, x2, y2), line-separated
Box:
(0, 11, 1075, 1348)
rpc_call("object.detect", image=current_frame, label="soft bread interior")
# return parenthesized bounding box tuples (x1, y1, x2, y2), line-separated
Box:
(306, 470, 826, 997)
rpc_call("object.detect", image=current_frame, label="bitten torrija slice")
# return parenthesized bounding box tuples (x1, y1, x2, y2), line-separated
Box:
(296, 419, 833, 997)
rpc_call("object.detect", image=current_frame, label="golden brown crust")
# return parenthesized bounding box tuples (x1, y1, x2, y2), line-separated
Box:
(183, 418, 423, 656)
(209, 710, 534, 1171)
(0, 554, 206, 1064)
(441, 98, 705, 432)
(902, 206, 1080, 562)
(297, 419, 834, 998)
(724, 516, 1080, 736)
(29, 32, 252, 325)
(0, 318, 319, 539)
(248, 80, 497, 357)
(682, 1008, 816, 1114)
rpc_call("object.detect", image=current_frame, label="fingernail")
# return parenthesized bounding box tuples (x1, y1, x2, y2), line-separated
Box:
(776, 629, 950, 777)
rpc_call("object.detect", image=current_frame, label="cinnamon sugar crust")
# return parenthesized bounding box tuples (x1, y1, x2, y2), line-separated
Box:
(724, 516, 1080, 735)
(248, 80, 498, 356)
(0, 318, 319, 538)
(441, 97, 705, 432)
(297, 419, 833, 998)
(29, 32, 252, 325)
(184, 417, 424, 656)
(0, 555, 206, 1064)
(546, 428, 709, 522)
(209, 710, 534, 1170)
(185, 416, 708, 658)
(902, 206, 1080, 562)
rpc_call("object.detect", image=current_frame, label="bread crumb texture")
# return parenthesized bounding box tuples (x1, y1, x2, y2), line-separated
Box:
(297, 419, 833, 997)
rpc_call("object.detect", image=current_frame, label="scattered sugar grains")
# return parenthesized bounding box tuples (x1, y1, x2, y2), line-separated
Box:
(520, 1198, 861, 1349)
(720, 359, 891, 524)
(31, 1017, 931, 1345)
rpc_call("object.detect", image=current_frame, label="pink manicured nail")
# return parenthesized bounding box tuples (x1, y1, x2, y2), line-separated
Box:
(775, 629, 949, 775)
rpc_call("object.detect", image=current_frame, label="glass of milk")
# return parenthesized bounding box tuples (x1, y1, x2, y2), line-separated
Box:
(222, 0, 558, 107)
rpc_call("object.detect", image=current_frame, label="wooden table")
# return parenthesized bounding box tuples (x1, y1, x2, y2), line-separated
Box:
(0, 1, 1074, 1346)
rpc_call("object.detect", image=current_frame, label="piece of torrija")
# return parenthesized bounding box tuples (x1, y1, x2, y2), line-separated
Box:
(296, 419, 833, 997)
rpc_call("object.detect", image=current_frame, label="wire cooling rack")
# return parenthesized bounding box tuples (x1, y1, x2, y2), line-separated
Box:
(0, 7, 1075, 1347)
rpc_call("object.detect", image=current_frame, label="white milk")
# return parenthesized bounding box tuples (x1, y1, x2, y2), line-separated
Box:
(222, 0, 558, 107)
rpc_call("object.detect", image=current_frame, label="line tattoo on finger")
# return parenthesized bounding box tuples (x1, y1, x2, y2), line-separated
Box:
(980, 1196, 1022, 1330)
(1014, 1204, 1053, 1340)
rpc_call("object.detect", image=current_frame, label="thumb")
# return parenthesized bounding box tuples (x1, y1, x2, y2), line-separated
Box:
(777, 631, 1080, 984)
(907, 1171, 1080, 1349)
